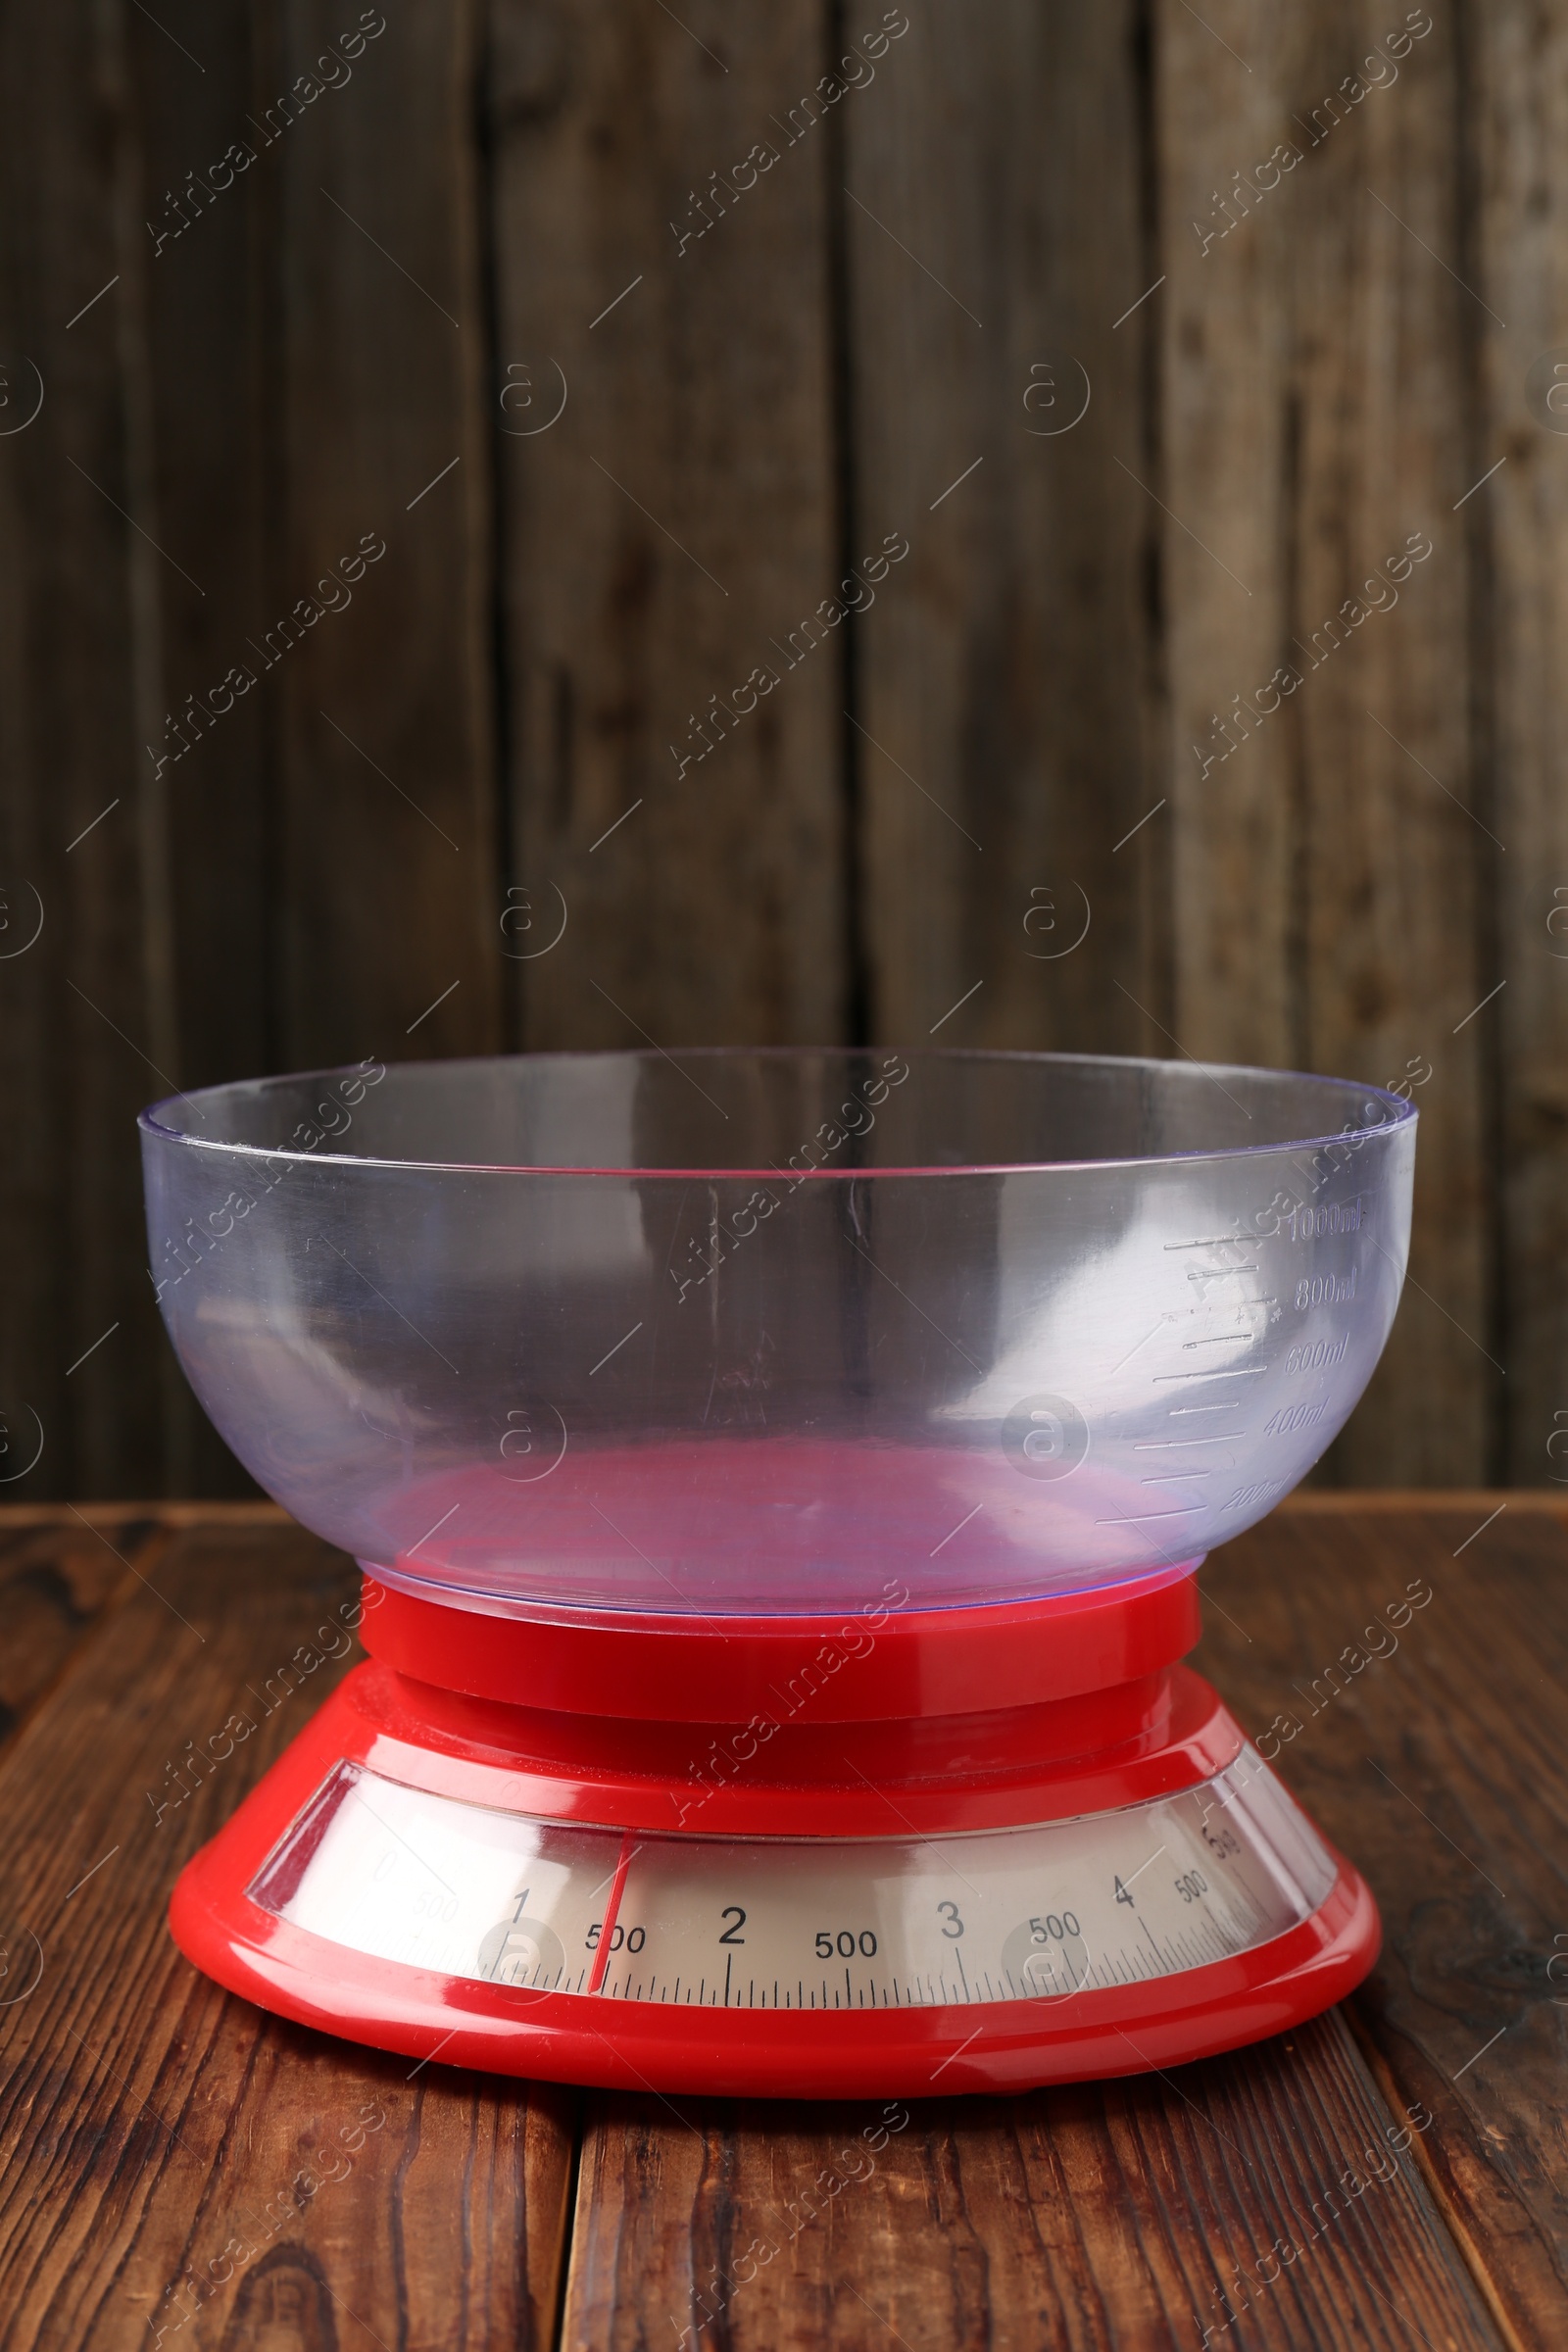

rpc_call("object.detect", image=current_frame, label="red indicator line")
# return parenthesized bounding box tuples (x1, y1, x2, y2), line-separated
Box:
(588, 1831, 639, 1994)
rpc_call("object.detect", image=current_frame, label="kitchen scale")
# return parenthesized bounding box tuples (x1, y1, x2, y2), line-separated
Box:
(142, 1049, 1415, 2094)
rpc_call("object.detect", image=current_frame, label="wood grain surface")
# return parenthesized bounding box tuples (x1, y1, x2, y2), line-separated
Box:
(845, 0, 1160, 1053)
(272, 0, 502, 1073)
(123, 0, 277, 1499)
(488, 0, 848, 1049)
(564, 2014, 1501, 2352)
(1467, 1, 1568, 1485)
(1153, 0, 1492, 1489)
(0, 1513, 159, 1755)
(1200, 1498, 1568, 2351)
(0, 0, 176, 1505)
(0, 1499, 1563, 2348)
(0, 1516, 575, 2352)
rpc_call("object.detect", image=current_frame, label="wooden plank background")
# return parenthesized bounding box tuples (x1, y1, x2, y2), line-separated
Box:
(0, 0, 1555, 1500)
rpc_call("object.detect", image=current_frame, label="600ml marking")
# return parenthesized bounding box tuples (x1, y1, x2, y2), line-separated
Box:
(1285, 1335, 1348, 1373)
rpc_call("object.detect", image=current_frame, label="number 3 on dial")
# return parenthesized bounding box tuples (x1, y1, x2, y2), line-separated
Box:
(938, 1901, 964, 1939)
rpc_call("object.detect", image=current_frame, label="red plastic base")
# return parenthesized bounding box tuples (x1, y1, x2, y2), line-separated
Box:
(168, 1579, 1381, 2093)
(355, 1562, 1204, 1723)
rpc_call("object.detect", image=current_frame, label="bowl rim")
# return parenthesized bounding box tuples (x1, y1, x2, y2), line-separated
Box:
(138, 1048, 1418, 1182)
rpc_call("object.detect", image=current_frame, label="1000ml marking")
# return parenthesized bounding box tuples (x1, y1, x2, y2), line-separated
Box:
(1282, 1197, 1367, 1242)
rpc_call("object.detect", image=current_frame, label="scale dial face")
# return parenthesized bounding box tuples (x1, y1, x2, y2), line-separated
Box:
(253, 1749, 1334, 2013)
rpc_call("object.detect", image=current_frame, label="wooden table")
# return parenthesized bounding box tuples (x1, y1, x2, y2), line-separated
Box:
(1, 1495, 1563, 2350)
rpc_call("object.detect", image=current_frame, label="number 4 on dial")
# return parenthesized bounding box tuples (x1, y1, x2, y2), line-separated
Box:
(1114, 1875, 1135, 1907)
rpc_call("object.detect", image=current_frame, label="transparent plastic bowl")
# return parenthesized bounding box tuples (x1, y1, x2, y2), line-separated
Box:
(140, 1050, 1415, 1615)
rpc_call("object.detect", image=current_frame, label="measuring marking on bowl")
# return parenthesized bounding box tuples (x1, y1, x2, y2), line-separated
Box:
(143, 1050, 1415, 2093)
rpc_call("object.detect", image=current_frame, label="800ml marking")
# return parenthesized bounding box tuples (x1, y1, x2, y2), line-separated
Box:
(1296, 1267, 1356, 1308)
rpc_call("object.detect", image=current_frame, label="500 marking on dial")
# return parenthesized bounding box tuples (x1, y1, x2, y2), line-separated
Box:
(258, 1752, 1334, 2010)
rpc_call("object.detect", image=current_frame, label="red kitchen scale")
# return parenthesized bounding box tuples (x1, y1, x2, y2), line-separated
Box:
(142, 1049, 1414, 2095)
